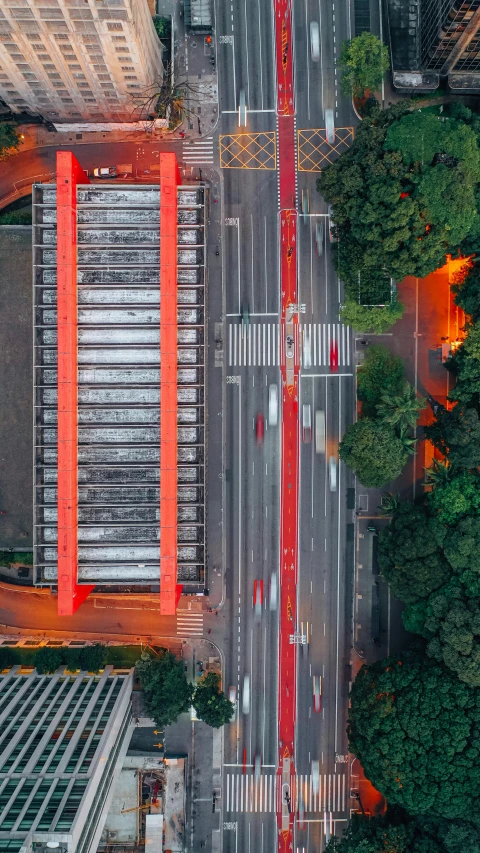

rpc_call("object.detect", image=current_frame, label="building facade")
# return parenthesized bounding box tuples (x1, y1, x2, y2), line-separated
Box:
(0, 0, 163, 123)
(0, 665, 134, 853)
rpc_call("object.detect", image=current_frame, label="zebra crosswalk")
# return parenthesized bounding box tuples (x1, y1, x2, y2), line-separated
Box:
(176, 610, 203, 636)
(182, 137, 214, 165)
(225, 771, 346, 814)
(227, 322, 351, 368)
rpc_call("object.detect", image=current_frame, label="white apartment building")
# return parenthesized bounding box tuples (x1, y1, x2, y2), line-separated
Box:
(0, 0, 163, 122)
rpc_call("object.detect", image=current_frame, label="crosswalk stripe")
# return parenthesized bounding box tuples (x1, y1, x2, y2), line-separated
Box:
(176, 611, 203, 636)
(224, 772, 346, 813)
(182, 137, 214, 164)
(227, 322, 351, 368)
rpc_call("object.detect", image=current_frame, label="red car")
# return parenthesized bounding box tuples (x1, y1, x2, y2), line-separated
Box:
(253, 580, 264, 617)
(313, 675, 322, 712)
(329, 340, 338, 372)
(255, 413, 264, 445)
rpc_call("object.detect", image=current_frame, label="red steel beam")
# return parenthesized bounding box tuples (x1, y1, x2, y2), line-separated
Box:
(56, 151, 94, 616)
(159, 153, 182, 615)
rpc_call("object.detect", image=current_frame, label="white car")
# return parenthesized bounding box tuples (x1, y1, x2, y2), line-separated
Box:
(312, 760, 320, 795)
(242, 674, 250, 714)
(93, 166, 117, 178)
(303, 328, 311, 369)
(238, 89, 247, 127)
(228, 685, 236, 707)
(269, 572, 278, 611)
(315, 221, 324, 257)
(315, 410, 326, 454)
(325, 108, 335, 144)
(329, 456, 337, 492)
(269, 384, 278, 426)
(310, 21, 320, 61)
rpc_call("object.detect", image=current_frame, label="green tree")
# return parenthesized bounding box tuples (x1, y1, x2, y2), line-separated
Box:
(338, 33, 390, 98)
(443, 515, 480, 596)
(427, 470, 480, 524)
(192, 672, 234, 728)
(340, 297, 404, 334)
(0, 647, 16, 669)
(339, 419, 408, 487)
(397, 424, 418, 455)
(135, 648, 193, 728)
(318, 107, 480, 289)
(325, 810, 480, 853)
(76, 643, 107, 673)
(452, 261, 480, 321)
(425, 404, 480, 469)
(425, 458, 452, 486)
(0, 122, 21, 160)
(377, 502, 450, 603)
(35, 647, 63, 673)
(357, 344, 405, 417)
(377, 379, 426, 431)
(348, 653, 480, 819)
(447, 323, 480, 408)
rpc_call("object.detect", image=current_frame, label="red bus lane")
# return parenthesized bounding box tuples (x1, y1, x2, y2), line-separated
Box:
(274, 0, 299, 847)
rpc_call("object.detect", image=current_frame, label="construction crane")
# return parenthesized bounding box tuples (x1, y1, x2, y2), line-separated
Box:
(120, 801, 152, 815)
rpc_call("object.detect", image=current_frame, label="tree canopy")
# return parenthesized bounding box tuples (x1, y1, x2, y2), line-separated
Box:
(338, 33, 390, 97)
(340, 298, 404, 334)
(339, 418, 408, 487)
(425, 404, 480, 469)
(427, 470, 480, 524)
(378, 502, 450, 604)
(192, 672, 234, 728)
(135, 648, 193, 728)
(0, 122, 21, 161)
(35, 647, 63, 674)
(318, 106, 480, 291)
(447, 323, 480, 409)
(348, 653, 480, 819)
(357, 344, 405, 417)
(326, 810, 480, 853)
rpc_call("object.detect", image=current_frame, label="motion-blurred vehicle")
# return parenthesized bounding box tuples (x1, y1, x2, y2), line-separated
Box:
(303, 327, 311, 368)
(327, 204, 336, 243)
(269, 383, 278, 426)
(253, 579, 264, 617)
(242, 674, 250, 714)
(241, 301, 250, 327)
(313, 675, 322, 712)
(239, 89, 247, 126)
(93, 166, 117, 178)
(312, 760, 320, 794)
(329, 456, 337, 492)
(302, 403, 312, 443)
(254, 753, 262, 779)
(325, 108, 335, 144)
(329, 340, 338, 371)
(315, 221, 324, 257)
(255, 413, 265, 445)
(269, 571, 278, 611)
(310, 21, 320, 61)
(286, 334, 294, 360)
(301, 188, 310, 224)
(228, 686, 237, 707)
(315, 410, 326, 454)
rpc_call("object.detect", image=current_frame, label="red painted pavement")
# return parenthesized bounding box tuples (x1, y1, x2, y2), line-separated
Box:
(274, 0, 299, 847)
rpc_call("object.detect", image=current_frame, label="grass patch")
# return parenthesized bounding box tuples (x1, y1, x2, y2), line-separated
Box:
(0, 551, 33, 567)
(0, 209, 32, 225)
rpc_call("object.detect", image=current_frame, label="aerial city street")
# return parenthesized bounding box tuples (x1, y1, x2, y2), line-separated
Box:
(1, 0, 480, 850)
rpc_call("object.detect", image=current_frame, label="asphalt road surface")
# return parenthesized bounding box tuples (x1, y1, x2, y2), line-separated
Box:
(217, 0, 356, 848)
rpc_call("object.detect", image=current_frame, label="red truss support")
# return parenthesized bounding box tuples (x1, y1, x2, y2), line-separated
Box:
(159, 153, 182, 615)
(56, 151, 94, 616)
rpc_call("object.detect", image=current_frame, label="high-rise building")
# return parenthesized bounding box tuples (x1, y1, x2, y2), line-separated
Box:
(0, 664, 134, 853)
(0, 0, 163, 123)
(388, 0, 480, 92)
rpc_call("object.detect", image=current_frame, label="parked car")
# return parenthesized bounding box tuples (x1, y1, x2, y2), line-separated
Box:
(93, 166, 118, 178)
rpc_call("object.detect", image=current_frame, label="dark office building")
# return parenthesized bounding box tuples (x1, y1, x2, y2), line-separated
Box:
(386, 0, 480, 92)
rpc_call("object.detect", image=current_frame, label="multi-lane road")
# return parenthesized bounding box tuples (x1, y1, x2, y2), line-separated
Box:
(216, 0, 357, 848)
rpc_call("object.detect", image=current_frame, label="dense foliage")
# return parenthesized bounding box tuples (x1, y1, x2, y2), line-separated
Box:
(135, 649, 193, 728)
(338, 33, 390, 97)
(192, 672, 234, 728)
(357, 344, 405, 417)
(326, 810, 480, 853)
(339, 418, 408, 487)
(348, 653, 480, 819)
(0, 122, 21, 160)
(318, 105, 480, 304)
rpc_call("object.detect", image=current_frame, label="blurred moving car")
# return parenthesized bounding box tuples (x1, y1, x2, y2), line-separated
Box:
(93, 166, 118, 178)
(269, 384, 278, 426)
(254, 753, 262, 779)
(312, 760, 320, 794)
(241, 301, 250, 327)
(325, 108, 335, 144)
(310, 21, 320, 61)
(242, 675, 250, 714)
(329, 456, 337, 492)
(253, 579, 264, 617)
(329, 340, 338, 371)
(239, 89, 247, 126)
(315, 221, 324, 256)
(315, 410, 326, 453)
(302, 403, 312, 443)
(255, 413, 265, 445)
(313, 675, 322, 712)
(228, 685, 237, 707)
(303, 327, 311, 368)
(269, 572, 278, 611)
